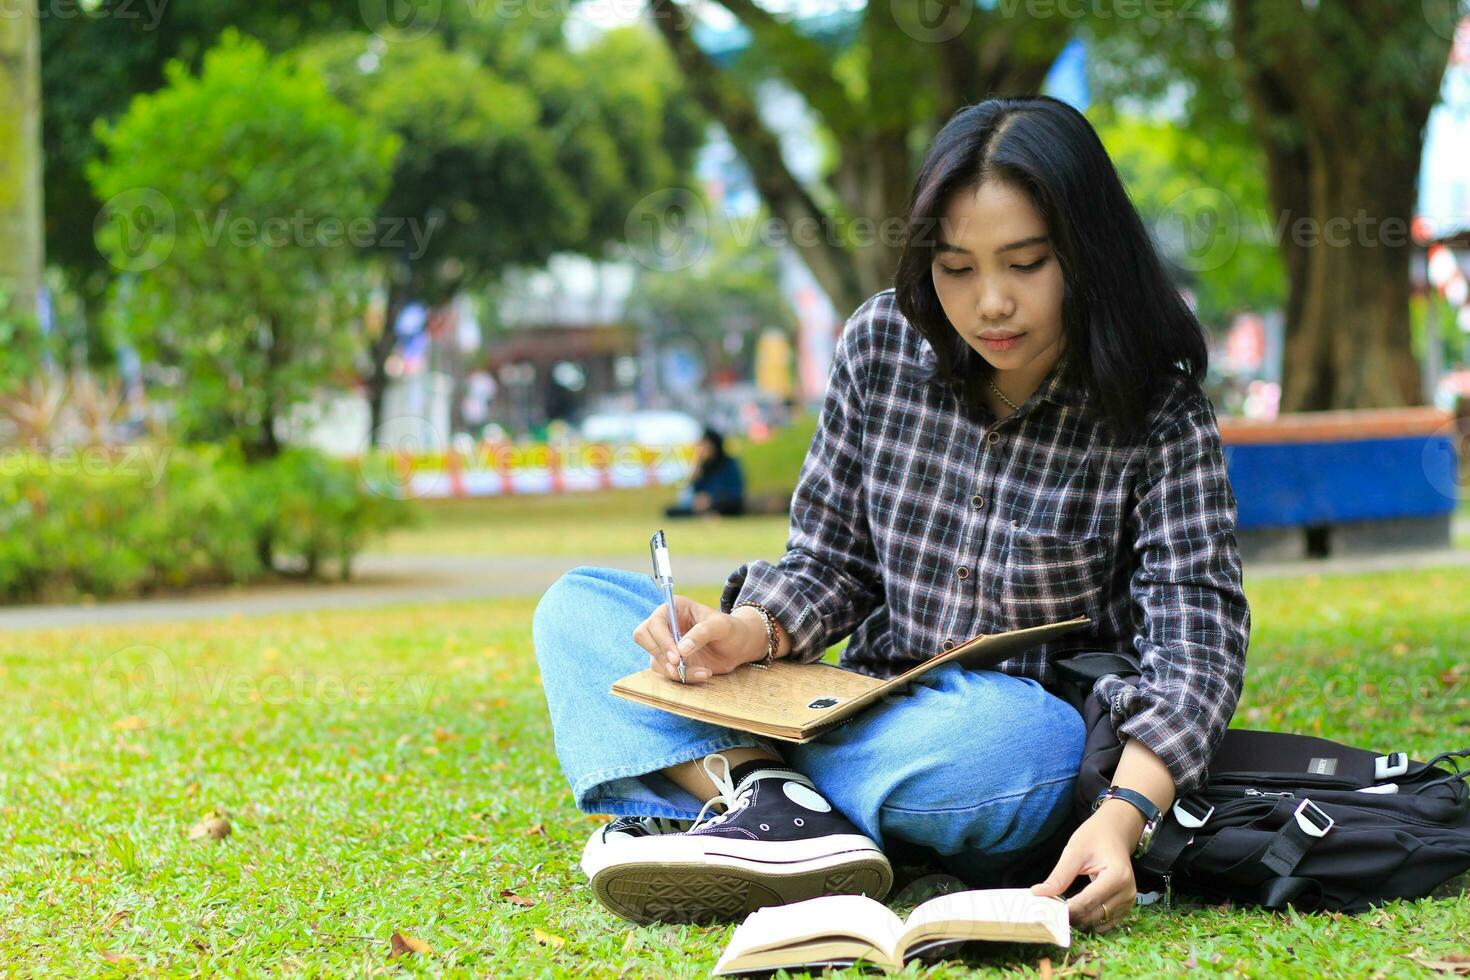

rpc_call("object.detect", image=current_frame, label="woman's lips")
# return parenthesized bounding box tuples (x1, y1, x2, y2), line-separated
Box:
(979, 333, 1024, 351)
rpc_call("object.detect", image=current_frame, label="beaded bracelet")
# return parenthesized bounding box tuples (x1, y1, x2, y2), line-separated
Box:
(732, 601, 778, 669)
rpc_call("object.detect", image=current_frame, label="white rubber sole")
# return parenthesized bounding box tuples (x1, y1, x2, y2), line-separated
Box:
(582, 832, 893, 925)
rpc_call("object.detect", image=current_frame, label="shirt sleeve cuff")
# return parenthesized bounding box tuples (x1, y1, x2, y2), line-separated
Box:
(1097, 676, 1216, 796)
(719, 560, 827, 664)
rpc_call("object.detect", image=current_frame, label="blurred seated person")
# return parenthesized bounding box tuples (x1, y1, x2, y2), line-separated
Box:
(664, 426, 746, 517)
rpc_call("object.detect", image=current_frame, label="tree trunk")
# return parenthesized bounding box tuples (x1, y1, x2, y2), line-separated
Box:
(1277, 145, 1423, 410)
(1231, 0, 1449, 411)
(0, 0, 45, 323)
(367, 274, 409, 447)
(652, 0, 1065, 317)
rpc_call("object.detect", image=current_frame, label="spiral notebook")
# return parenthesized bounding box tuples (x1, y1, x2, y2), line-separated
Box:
(609, 617, 1089, 743)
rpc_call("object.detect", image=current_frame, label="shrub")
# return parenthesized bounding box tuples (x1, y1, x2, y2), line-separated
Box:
(0, 445, 412, 603)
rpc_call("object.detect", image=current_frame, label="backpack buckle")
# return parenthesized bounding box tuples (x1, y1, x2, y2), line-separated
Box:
(1294, 798, 1334, 838)
(1374, 753, 1408, 780)
(1172, 797, 1214, 829)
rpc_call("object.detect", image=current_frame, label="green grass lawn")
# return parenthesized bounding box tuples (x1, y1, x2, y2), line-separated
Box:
(2, 565, 1468, 976)
(377, 487, 792, 560)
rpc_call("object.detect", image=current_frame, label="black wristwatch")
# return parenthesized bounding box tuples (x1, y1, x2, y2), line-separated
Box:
(1092, 785, 1162, 858)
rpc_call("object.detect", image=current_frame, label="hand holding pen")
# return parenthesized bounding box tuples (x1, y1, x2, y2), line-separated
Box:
(635, 530, 764, 685)
(649, 530, 686, 682)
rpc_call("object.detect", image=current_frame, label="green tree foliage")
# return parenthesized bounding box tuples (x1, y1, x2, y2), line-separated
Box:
(87, 31, 400, 459)
(293, 22, 704, 440)
(1089, 107, 1284, 330)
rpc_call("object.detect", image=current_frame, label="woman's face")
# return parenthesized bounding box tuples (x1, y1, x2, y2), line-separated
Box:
(930, 179, 1066, 380)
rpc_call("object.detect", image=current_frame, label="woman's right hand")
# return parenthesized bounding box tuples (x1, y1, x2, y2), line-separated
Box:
(633, 594, 763, 684)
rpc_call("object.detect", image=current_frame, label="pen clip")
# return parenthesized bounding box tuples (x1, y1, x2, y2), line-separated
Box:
(649, 529, 671, 583)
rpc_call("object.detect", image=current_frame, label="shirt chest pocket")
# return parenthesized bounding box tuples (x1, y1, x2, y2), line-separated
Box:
(999, 527, 1114, 630)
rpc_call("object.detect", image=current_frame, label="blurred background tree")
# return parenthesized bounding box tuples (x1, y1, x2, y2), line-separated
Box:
(627, 207, 799, 380)
(1089, 0, 1454, 410)
(646, 0, 1071, 314)
(0, 0, 45, 335)
(87, 30, 400, 460)
(40, 0, 367, 369)
(295, 18, 704, 442)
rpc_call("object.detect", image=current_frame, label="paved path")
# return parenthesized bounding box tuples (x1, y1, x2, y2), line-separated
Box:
(1, 531, 1468, 630)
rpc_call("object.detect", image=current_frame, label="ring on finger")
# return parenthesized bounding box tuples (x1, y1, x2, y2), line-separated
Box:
(1100, 901, 1109, 924)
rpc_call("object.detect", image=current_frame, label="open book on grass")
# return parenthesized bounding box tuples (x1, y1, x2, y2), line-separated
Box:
(611, 617, 1089, 742)
(711, 889, 1070, 976)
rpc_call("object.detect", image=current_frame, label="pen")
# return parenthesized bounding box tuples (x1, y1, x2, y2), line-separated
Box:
(649, 530, 686, 683)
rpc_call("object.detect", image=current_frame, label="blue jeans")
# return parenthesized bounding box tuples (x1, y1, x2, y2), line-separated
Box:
(532, 565, 1085, 879)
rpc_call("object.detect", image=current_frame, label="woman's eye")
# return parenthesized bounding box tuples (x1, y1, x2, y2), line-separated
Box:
(939, 266, 972, 277)
(1013, 258, 1048, 272)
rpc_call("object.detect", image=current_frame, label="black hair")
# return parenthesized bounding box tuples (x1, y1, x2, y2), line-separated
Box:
(893, 95, 1208, 442)
(695, 425, 728, 482)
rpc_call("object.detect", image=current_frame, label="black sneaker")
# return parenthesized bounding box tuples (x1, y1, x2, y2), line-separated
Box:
(583, 753, 891, 924)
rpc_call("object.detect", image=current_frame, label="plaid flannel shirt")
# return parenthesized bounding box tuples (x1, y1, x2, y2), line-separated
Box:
(721, 289, 1251, 794)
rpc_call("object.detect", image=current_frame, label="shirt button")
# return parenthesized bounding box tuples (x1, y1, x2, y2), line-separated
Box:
(971, 495, 985, 509)
(957, 566, 970, 579)
(986, 431, 1001, 446)
(942, 639, 956, 652)
(1011, 519, 1020, 529)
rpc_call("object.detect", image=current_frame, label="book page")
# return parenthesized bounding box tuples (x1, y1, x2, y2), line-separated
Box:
(897, 888, 1070, 951)
(719, 894, 906, 960)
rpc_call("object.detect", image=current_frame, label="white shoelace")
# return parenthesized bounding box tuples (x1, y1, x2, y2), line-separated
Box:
(691, 753, 750, 831)
(690, 753, 814, 832)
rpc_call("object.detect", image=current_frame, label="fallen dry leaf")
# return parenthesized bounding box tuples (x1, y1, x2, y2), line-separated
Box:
(389, 932, 433, 959)
(112, 716, 146, 731)
(523, 823, 546, 837)
(100, 909, 131, 932)
(499, 889, 535, 908)
(187, 816, 232, 841)
(100, 951, 133, 963)
(534, 928, 567, 951)
(1414, 953, 1470, 975)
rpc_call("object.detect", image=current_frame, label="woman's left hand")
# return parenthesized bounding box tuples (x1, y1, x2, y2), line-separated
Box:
(1029, 802, 1140, 933)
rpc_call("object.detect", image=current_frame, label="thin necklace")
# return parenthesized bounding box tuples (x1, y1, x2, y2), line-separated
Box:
(989, 379, 1020, 412)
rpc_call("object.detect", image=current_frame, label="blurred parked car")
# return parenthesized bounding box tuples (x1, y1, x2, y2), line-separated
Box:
(576, 409, 703, 446)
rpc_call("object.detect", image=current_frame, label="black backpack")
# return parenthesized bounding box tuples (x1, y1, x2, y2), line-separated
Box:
(1051, 651, 1470, 913)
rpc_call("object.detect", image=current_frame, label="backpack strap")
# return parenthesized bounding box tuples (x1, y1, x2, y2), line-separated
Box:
(1256, 798, 1336, 877)
(1259, 875, 1323, 910)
